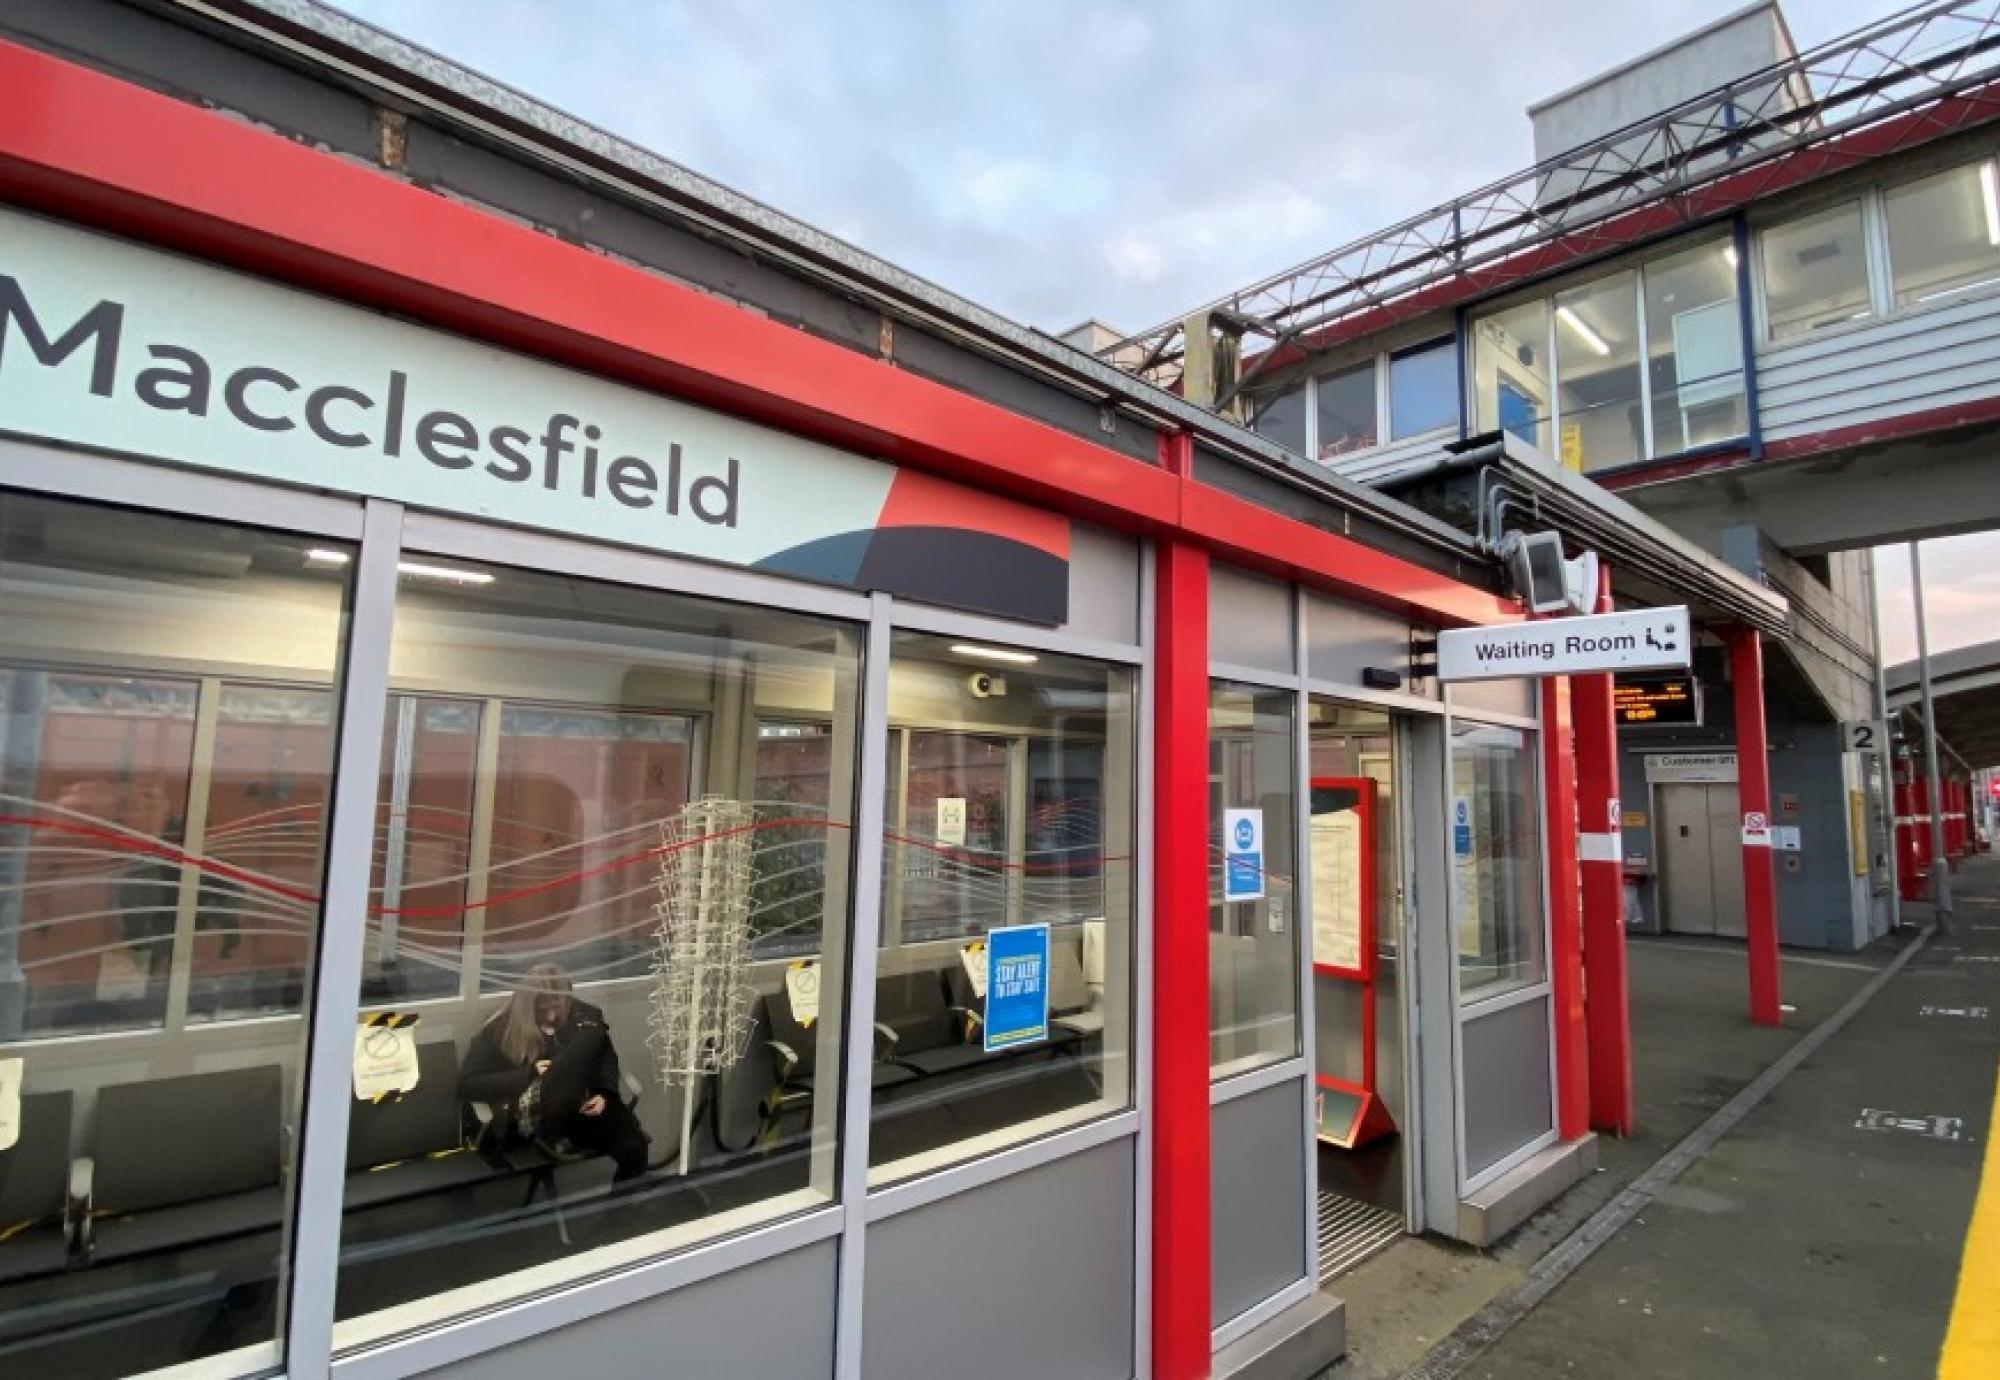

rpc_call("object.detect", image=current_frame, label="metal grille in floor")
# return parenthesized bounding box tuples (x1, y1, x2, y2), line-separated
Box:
(1318, 1190, 1404, 1281)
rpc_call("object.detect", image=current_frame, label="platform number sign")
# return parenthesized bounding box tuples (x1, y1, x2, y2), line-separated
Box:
(1842, 719, 1888, 754)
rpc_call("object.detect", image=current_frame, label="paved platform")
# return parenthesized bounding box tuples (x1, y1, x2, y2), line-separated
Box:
(1327, 866, 2000, 1380)
(1455, 860, 2000, 1378)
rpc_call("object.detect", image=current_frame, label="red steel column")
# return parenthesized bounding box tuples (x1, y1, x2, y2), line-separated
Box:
(1571, 570, 1632, 1136)
(1152, 433, 1211, 1380)
(1540, 674, 1591, 1141)
(1731, 629, 1782, 1026)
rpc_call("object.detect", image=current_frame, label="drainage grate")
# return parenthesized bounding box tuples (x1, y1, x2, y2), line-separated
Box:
(1317, 1190, 1404, 1281)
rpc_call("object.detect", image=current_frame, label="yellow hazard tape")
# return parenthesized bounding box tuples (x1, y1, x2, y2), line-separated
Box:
(1940, 1052, 2000, 1378)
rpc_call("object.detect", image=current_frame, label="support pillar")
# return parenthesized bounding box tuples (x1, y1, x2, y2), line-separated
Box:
(1730, 628, 1782, 1027)
(1540, 674, 1590, 1140)
(1152, 434, 1211, 1380)
(1571, 570, 1632, 1136)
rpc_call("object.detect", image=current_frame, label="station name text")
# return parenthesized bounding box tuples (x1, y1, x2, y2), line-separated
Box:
(0, 278, 741, 526)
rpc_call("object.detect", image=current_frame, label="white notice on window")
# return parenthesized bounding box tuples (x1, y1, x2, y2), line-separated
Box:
(1312, 809, 1364, 972)
(352, 1016, 422, 1102)
(935, 796, 968, 848)
(0, 1057, 21, 1153)
(785, 961, 821, 1028)
(961, 941, 990, 999)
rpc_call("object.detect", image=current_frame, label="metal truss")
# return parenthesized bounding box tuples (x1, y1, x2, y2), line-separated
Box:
(1109, 0, 2000, 395)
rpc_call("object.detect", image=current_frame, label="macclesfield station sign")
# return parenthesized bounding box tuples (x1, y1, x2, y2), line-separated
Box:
(1438, 606, 1692, 683)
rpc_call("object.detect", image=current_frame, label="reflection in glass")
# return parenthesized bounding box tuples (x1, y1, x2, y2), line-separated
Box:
(1644, 240, 1747, 455)
(1389, 339, 1458, 440)
(0, 492, 351, 1377)
(1470, 299, 1553, 453)
(1253, 383, 1308, 456)
(1761, 201, 1873, 340)
(1553, 271, 1642, 472)
(870, 633, 1134, 1180)
(1450, 720, 1546, 1002)
(336, 559, 857, 1350)
(1209, 681, 1299, 1074)
(1315, 361, 1378, 460)
(1885, 161, 2000, 307)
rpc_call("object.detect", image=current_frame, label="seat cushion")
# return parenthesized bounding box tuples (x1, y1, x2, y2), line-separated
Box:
(347, 1042, 462, 1170)
(0, 1089, 72, 1227)
(94, 1066, 281, 1213)
(90, 1185, 284, 1264)
(343, 1149, 500, 1211)
(0, 1225, 69, 1285)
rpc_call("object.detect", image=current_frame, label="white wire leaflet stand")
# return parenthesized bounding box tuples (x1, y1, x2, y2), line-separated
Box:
(646, 796, 758, 1177)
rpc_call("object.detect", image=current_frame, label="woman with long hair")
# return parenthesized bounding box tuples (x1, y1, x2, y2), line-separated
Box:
(459, 963, 649, 1181)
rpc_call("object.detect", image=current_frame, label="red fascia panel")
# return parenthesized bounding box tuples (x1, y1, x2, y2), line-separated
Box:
(1252, 79, 2000, 368)
(0, 38, 1522, 629)
(1178, 483, 1519, 627)
(0, 38, 1175, 532)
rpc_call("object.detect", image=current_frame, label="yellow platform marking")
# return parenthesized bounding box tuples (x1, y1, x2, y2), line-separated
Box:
(1940, 1052, 2000, 1378)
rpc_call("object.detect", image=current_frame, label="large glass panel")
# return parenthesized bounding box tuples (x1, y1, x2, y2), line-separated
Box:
(0, 492, 352, 1377)
(1209, 681, 1299, 1074)
(872, 633, 1134, 1181)
(1450, 720, 1546, 1003)
(1315, 360, 1378, 460)
(368, 695, 481, 1002)
(1553, 271, 1643, 472)
(1885, 161, 2000, 307)
(1470, 299, 1553, 453)
(1389, 338, 1458, 439)
(334, 557, 857, 1350)
(1643, 239, 1747, 455)
(1761, 201, 1873, 340)
(1252, 383, 1308, 456)
(190, 684, 338, 1022)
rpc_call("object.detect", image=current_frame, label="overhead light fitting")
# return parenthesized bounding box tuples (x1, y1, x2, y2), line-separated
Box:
(1556, 305, 1610, 357)
(949, 643, 1039, 665)
(305, 548, 494, 585)
(397, 560, 495, 585)
(1982, 161, 2000, 246)
(1723, 243, 1740, 271)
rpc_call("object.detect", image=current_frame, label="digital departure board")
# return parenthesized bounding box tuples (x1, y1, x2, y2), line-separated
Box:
(1615, 676, 1701, 726)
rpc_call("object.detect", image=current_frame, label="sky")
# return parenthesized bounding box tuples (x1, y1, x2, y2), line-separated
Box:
(333, 0, 1995, 661)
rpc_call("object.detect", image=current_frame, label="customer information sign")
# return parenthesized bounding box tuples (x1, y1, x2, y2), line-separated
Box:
(1438, 606, 1691, 682)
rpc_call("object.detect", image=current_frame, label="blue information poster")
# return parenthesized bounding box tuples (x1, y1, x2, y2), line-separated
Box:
(1223, 807, 1265, 903)
(1452, 797, 1474, 858)
(983, 922, 1050, 1052)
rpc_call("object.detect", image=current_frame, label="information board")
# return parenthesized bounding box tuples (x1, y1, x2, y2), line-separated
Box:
(1311, 800, 1365, 974)
(1615, 676, 1701, 727)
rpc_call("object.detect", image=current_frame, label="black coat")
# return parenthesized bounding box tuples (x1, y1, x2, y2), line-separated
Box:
(459, 997, 623, 1113)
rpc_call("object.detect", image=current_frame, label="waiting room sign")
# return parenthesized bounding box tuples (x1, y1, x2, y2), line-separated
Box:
(1438, 606, 1691, 682)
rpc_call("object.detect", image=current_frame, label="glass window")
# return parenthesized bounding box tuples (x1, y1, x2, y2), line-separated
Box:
(1315, 360, 1378, 460)
(1761, 201, 1873, 340)
(1389, 339, 1458, 439)
(1885, 161, 2000, 307)
(872, 634, 1134, 1180)
(1470, 299, 1553, 453)
(1644, 239, 1747, 455)
(1450, 720, 1545, 1002)
(1209, 681, 1299, 1074)
(1554, 271, 1643, 472)
(1252, 383, 1307, 455)
(0, 493, 352, 1376)
(333, 557, 858, 1350)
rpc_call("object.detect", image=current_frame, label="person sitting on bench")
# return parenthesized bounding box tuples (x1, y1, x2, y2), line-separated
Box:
(460, 963, 649, 1182)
